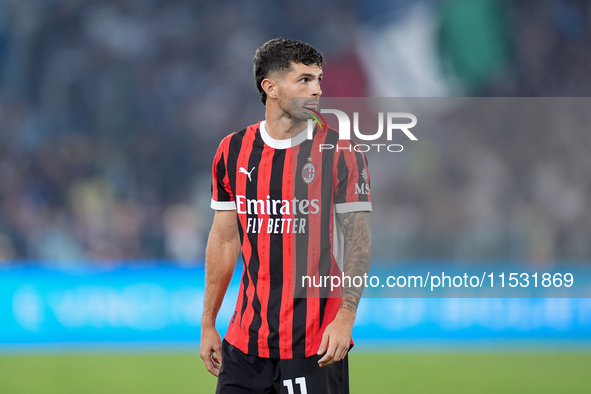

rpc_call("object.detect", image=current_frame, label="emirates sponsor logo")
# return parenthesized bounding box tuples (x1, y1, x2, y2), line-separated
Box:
(236, 195, 320, 216)
(236, 195, 320, 234)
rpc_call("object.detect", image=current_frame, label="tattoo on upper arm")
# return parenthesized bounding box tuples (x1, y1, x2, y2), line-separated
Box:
(337, 211, 371, 314)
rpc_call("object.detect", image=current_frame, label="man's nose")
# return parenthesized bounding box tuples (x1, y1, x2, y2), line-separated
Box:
(311, 81, 322, 97)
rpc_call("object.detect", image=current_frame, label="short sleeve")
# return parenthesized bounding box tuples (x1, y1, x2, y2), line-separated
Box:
(211, 137, 236, 210)
(333, 141, 372, 213)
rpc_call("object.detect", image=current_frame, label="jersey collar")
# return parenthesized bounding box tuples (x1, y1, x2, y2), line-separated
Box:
(259, 120, 309, 150)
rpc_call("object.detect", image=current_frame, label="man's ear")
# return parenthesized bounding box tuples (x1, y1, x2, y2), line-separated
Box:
(261, 78, 277, 101)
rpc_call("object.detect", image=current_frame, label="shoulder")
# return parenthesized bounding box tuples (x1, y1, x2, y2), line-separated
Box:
(217, 122, 260, 151)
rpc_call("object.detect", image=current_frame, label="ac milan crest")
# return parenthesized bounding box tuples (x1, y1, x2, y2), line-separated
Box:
(302, 162, 316, 184)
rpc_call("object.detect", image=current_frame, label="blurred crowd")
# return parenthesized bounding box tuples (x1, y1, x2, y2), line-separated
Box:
(0, 0, 590, 265)
(368, 98, 591, 264)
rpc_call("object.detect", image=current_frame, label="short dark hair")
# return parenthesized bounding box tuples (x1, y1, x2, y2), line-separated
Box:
(254, 38, 323, 105)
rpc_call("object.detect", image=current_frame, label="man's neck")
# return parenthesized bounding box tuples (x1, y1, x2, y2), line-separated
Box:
(264, 108, 306, 140)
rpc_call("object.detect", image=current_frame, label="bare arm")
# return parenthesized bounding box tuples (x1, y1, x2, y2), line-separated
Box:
(200, 210, 240, 376)
(318, 210, 371, 367)
(337, 210, 372, 315)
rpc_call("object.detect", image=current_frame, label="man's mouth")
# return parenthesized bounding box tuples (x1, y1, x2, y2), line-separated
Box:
(303, 103, 318, 110)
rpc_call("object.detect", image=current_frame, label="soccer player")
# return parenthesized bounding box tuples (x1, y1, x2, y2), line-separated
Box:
(200, 38, 372, 393)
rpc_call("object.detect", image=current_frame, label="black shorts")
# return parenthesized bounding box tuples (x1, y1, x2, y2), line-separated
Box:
(215, 340, 349, 394)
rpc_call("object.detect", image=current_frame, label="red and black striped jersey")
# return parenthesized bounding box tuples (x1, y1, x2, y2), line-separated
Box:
(210, 120, 371, 359)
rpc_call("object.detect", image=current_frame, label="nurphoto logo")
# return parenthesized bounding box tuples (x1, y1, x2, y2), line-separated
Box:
(305, 108, 417, 153)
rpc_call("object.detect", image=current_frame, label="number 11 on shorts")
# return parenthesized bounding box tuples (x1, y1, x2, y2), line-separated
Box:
(283, 377, 308, 394)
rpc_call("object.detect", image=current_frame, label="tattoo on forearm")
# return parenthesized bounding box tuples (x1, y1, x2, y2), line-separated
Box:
(337, 211, 371, 314)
